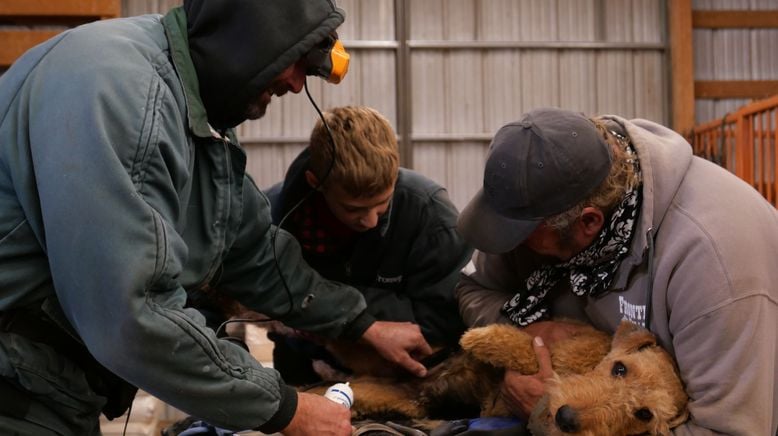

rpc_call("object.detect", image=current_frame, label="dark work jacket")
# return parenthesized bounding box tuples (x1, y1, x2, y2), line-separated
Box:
(0, 2, 369, 433)
(267, 149, 473, 346)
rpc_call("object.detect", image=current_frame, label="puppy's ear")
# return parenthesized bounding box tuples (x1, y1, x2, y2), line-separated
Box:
(611, 320, 657, 353)
(650, 408, 689, 435)
(667, 408, 690, 430)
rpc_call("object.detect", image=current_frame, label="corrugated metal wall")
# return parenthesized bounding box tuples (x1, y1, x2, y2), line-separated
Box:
(124, 1, 668, 210)
(692, 0, 778, 125)
(7, 1, 773, 210)
(403, 0, 666, 209)
(125, 0, 667, 210)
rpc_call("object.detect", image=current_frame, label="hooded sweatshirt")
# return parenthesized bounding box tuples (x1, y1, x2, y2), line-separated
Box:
(456, 116, 778, 435)
(185, 0, 345, 129)
(0, 0, 369, 433)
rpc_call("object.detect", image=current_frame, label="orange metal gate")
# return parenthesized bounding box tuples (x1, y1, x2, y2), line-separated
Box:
(688, 95, 778, 207)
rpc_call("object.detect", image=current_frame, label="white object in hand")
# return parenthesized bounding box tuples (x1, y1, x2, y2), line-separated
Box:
(324, 382, 354, 409)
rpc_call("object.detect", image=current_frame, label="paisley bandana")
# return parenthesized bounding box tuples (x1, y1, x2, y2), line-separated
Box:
(502, 140, 642, 326)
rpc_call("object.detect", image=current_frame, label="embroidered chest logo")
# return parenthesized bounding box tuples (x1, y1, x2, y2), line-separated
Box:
(376, 274, 402, 284)
(618, 296, 647, 325)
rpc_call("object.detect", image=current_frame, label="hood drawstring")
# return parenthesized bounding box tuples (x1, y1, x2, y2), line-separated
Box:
(645, 227, 655, 331)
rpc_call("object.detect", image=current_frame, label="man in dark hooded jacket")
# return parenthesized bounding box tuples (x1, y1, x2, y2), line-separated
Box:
(0, 1, 432, 435)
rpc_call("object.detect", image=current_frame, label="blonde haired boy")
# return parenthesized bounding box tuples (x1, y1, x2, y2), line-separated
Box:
(266, 106, 472, 385)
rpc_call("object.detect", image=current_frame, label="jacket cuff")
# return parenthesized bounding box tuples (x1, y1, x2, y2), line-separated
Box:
(256, 384, 298, 434)
(339, 310, 376, 341)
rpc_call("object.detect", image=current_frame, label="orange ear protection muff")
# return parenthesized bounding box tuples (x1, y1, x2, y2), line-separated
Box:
(304, 33, 350, 84)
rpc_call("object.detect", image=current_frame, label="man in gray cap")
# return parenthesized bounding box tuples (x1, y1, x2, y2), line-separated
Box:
(456, 107, 778, 435)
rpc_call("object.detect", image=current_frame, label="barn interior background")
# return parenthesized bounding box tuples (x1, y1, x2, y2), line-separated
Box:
(3, 0, 776, 210)
(1, 0, 776, 433)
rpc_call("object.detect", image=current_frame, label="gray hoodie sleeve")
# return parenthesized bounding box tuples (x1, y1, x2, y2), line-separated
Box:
(456, 247, 551, 327)
(456, 250, 515, 327)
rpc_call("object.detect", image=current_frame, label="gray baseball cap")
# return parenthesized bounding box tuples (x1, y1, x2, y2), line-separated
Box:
(457, 108, 612, 254)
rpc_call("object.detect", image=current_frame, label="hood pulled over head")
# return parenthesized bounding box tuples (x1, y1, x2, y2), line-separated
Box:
(184, 0, 345, 130)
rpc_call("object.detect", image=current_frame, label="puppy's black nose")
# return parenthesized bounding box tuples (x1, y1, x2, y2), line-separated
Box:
(555, 405, 581, 433)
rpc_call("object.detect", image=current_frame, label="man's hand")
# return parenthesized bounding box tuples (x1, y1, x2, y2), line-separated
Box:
(360, 320, 433, 377)
(281, 392, 352, 436)
(501, 336, 553, 419)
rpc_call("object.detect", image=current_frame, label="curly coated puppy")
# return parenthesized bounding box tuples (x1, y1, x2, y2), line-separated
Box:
(305, 320, 688, 436)
(528, 321, 689, 436)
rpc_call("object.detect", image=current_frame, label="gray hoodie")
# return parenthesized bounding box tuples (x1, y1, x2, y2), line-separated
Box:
(457, 116, 778, 435)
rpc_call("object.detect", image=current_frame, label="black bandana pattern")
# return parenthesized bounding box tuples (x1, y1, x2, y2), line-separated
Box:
(503, 141, 642, 326)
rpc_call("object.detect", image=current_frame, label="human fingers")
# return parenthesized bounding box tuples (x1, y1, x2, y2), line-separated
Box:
(532, 336, 554, 379)
(390, 322, 433, 360)
(396, 325, 432, 375)
(395, 350, 428, 378)
(500, 370, 522, 412)
(361, 321, 432, 376)
(411, 333, 434, 358)
(501, 370, 541, 418)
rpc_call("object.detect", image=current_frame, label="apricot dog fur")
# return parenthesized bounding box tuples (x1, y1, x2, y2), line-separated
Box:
(305, 320, 688, 436)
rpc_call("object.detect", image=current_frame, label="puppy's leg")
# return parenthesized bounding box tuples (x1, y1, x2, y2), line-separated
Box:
(463, 324, 612, 376)
(351, 379, 426, 419)
(460, 324, 538, 373)
(304, 378, 425, 419)
(548, 329, 611, 376)
(419, 353, 502, 419)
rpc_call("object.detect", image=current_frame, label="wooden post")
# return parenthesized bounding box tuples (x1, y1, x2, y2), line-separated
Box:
(668, 0, 695, 135)
(0, 0, 120, 67)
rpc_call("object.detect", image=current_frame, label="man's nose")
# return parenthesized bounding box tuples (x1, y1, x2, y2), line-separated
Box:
(359, 210, 380, 229)
(288, 63, 307, 93)
(289, 75, 305, 93)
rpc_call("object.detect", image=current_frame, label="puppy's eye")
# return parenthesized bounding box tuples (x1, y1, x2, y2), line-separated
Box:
(637, 342, 654, 351)
(634, 408, 653, 421)
(611, 361, 627, 377)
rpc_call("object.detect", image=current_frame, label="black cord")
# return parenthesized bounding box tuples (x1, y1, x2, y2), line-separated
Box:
(215, 77, 338, 338)
(121, 399, 133, 436)
(215, 317, 276, 338)
(270, 77, 337, 322)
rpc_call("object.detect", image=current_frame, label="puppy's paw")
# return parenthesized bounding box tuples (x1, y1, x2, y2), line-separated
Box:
(460, 324, 537, 372)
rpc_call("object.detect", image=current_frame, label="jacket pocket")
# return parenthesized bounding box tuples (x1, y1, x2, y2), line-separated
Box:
(0, 332, 106, 435)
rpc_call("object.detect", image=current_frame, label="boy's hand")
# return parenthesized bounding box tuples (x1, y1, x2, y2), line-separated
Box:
(361, 320, 433, 377)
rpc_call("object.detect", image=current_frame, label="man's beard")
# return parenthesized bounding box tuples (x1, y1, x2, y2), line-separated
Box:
(244, 90, 272, 120)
